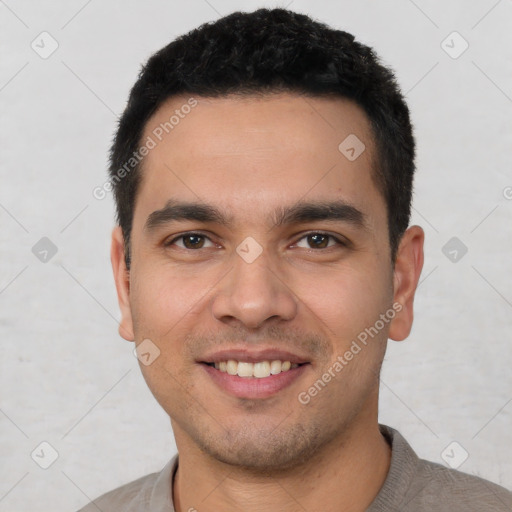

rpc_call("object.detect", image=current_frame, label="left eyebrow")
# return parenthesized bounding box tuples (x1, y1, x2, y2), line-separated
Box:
(270, 199, 367, 230)
(143, 198, 368, 233)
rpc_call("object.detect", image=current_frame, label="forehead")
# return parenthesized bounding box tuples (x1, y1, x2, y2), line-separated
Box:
(135, 92, 383, 228)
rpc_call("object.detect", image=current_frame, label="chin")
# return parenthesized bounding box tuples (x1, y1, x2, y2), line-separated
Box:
(193, 422, 328, 474)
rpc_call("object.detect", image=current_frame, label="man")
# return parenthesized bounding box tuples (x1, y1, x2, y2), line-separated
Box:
(80, 8, 512, 512)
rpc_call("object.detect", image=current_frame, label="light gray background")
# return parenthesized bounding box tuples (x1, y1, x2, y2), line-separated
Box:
(1, 0, 511, 510)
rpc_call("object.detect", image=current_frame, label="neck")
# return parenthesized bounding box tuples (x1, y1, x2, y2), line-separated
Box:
(172, 413, 391, 512)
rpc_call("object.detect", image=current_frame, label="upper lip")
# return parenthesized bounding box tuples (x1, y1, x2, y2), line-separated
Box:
(199, 347, 310, 365)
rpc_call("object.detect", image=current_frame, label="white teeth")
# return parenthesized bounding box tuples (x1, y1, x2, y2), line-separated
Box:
(253, 361, 271, 378)
(213, 359, 299, 378)
(237, 362, 254, 377)
(270, 360, 282, 374)
(226, 360, 238, 375)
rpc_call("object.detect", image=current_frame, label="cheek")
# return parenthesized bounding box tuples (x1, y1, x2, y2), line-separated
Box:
(130, 265, 207, 338)
(296, 262, 393, 339)
(130, 271, 199, 412)
(138, 360, 194, 423)
(129, 266, 212, 402)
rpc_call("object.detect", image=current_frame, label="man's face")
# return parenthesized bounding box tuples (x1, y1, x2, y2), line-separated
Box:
(112, 93, 419, 470)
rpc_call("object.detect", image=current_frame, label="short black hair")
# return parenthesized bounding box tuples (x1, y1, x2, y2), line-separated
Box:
(109, 8, 415, 268)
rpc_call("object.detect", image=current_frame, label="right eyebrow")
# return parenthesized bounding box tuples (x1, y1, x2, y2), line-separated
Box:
(144, 200, 234, 232)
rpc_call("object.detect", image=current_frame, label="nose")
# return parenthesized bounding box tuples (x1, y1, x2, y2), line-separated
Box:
(211, 247, 298, 330)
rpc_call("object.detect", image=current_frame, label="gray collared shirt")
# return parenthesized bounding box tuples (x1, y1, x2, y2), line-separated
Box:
(77, 425, 512, 511)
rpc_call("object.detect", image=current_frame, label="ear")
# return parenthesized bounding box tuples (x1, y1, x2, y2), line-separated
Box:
(388, 225, 424, 341)
(111, 226, 135, 341)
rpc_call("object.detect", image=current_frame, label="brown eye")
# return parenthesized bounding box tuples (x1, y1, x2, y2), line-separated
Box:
(295, 233, 341, 249)
(307, 234, 329, 248)
(166, 233, 214, 249)
(182, 234, 205, 249)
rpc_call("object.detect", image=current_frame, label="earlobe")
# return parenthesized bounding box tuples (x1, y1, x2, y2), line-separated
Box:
(388, 225, 424, 342)
(110, 226, 135, 341)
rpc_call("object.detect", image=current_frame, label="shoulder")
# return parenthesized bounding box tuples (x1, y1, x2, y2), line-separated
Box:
(376, 425, 512, 512)
(406, 458, 512, 511)
(76, 455, 177, 512)
(76, 472, 159, 511)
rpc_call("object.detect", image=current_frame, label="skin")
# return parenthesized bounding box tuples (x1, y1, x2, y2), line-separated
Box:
(111, 92, 424, 512)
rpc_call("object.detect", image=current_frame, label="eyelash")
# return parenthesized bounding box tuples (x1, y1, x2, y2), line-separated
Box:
(164, 231, 347, 251)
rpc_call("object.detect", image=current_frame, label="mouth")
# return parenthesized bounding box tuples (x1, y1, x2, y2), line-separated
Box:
(198, 350, 311, 399)
(202, 359, 306, 378)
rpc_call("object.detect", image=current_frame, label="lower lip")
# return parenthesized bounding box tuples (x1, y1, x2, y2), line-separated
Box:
(202, 363, 310, 399)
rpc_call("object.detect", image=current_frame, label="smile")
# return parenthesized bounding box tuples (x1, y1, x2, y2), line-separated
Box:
(201, 360, 310, 399)
(206, 360, 301, 378)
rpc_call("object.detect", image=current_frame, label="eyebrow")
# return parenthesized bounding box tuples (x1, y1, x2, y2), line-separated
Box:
(144, 199, 367, 232)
